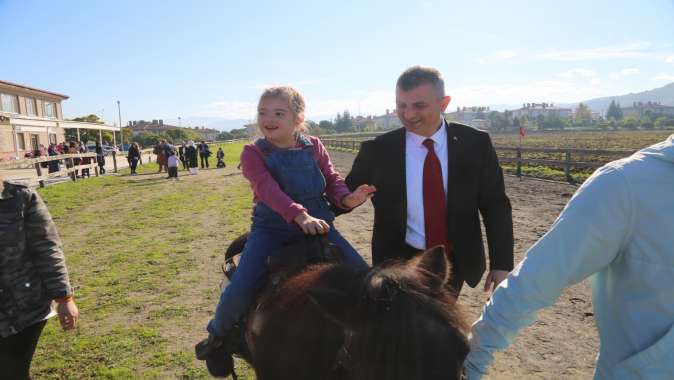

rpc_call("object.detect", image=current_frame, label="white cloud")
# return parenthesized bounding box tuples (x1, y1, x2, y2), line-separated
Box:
(306, 90, 395, 119)
(449, 80, 605, 107)
(652, 74, 674, 82)
(591, 78, 601, 85)
(537, 43, 650, 61)
(666, 55, 674, 64)
(610, 68, 640, 79)
(493, 50, 518, 60)
(558, 68, 596, 78)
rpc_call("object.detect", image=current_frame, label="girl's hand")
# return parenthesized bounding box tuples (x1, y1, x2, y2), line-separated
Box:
(294, 212, 330, 235)
(342, 184, 376, 209)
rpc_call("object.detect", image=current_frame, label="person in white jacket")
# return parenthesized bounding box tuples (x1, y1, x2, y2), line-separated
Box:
(465, 135, 674, 380)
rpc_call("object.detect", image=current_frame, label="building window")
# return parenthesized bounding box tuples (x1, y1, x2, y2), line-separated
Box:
(43, 101, 56, 118)
(25, 97, 37, 116)
(49, 133, 57, 145)
(1, 93, 19, 113)
(17, 133, 25, 150)
(30, 134, 39, 153)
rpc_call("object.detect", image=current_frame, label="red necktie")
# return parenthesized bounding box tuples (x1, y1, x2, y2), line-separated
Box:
(422, 139, 451, 254)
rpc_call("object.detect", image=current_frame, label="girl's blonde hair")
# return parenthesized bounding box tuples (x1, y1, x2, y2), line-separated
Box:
(258, 86, 307, 132)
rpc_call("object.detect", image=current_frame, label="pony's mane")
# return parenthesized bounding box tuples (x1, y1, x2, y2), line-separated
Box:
(253, 258, 469, 380)
(349, 261, 469, 380)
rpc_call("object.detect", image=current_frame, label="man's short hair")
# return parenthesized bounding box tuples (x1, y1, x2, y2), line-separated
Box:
(396, 66, 445, 99)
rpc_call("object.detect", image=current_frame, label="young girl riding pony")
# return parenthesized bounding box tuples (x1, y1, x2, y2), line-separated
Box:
(204, 87, 375, 369)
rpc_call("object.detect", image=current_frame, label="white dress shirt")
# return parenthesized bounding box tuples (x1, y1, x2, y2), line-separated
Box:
(405, 118, 449, 249)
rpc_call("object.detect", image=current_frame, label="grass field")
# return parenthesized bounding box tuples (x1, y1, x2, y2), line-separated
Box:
(33, 141, 257, 379)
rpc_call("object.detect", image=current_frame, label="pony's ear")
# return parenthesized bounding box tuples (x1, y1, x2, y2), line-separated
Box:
(307, 287, 356, 328)
(413, 245, 450, 291)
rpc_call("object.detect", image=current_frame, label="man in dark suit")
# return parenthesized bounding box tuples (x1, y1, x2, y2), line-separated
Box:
(345, 66, 513, 295)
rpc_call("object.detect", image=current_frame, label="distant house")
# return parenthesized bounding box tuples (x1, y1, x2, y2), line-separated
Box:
(371, 109, 402, 130)
(510, 103, 572, 119)
(445, 106, 491, 129)
(0, 80, 69, 160)
(0, 80, 118, 160)
(128, 119, 178, 136)
(622, 101, 674, 118)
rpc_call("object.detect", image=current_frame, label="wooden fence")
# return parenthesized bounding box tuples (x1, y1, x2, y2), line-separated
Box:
(0, 148, 155, 187)
(321, 138, 635, 183)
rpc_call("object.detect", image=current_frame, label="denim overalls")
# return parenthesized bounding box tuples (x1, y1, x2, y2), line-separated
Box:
(208, 135, 368, 336)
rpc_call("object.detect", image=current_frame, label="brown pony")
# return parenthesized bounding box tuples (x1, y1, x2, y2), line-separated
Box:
(234, 243, 469, 380)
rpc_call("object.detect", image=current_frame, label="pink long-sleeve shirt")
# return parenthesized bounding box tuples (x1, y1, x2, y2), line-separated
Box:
(240, 136, 351, 224)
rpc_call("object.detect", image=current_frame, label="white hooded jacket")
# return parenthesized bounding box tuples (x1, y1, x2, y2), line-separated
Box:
(466, 135, 674, 379)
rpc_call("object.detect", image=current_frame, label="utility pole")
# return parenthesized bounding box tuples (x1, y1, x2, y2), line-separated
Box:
(117, 100, 123, 151)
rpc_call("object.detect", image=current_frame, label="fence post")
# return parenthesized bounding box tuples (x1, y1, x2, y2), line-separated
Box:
(516, 147, 522, 180)
(564, 150, 573, 183)
(34, 161, 42, 177)
(112, 151, 118, 173)
(67, 158, 76, 181)
(34, 162, 45, 188)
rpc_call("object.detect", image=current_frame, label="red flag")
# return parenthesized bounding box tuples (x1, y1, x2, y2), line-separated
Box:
(519, 127, 525, 138)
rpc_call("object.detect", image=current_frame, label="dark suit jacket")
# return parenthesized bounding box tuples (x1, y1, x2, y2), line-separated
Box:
(345, 121, 513, 287)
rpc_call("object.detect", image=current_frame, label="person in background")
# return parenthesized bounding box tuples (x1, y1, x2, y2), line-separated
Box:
(154, 140, 167, 173)
(127, 142, 141, 175)
(198, 141, 211, 169)
(197, 141, 211, 169)
(178, 141, 188, 171)
(0, 178, 79, 380)
(216, 147, 226, 168)
(95, 142, 106, 174)
(67, 142, 79, 178)
(166, 149, 180, 181)
(80, 154, 91, 178)
(47, 143, 60, 174)
(185, 141, 199, 175)
(37, 145, 48, 169)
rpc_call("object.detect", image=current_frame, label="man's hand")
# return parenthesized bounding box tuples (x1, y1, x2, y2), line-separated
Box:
(483, 270, 509, 294)
(294, 212, 330, 235)
(56, 299, 79, 330)
(342, 184, 377, 209)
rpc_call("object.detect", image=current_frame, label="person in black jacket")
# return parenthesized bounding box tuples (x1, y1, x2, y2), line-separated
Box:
(94, 142, 106, 174)
(185, 141, 199, 175)
(0, 180, 79, 380)
(178, 141, 188, 171)
(127, 142, 141, 175)
(198, 141, 211, 169)
(344, 66, 513, 297)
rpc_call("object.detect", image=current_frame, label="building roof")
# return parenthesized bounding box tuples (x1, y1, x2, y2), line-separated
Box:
(0, 80, 69, 100)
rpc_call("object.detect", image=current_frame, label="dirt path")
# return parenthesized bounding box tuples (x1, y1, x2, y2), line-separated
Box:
(329, 150, 599, 380)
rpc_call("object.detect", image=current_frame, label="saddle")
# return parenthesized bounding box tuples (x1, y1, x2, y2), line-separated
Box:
(223, 233, 346, 287)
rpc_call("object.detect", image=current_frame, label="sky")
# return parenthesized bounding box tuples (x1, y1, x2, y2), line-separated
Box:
(2, 0, 674, 130)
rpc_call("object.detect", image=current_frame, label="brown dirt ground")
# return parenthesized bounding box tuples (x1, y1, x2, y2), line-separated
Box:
(329, 150, 599, 380)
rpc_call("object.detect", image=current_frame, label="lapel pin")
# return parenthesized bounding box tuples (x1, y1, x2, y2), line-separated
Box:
(453, 136, 458, 141)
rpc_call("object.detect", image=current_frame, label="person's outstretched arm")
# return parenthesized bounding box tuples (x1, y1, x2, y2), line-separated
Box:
(465, 165, 634, 379)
